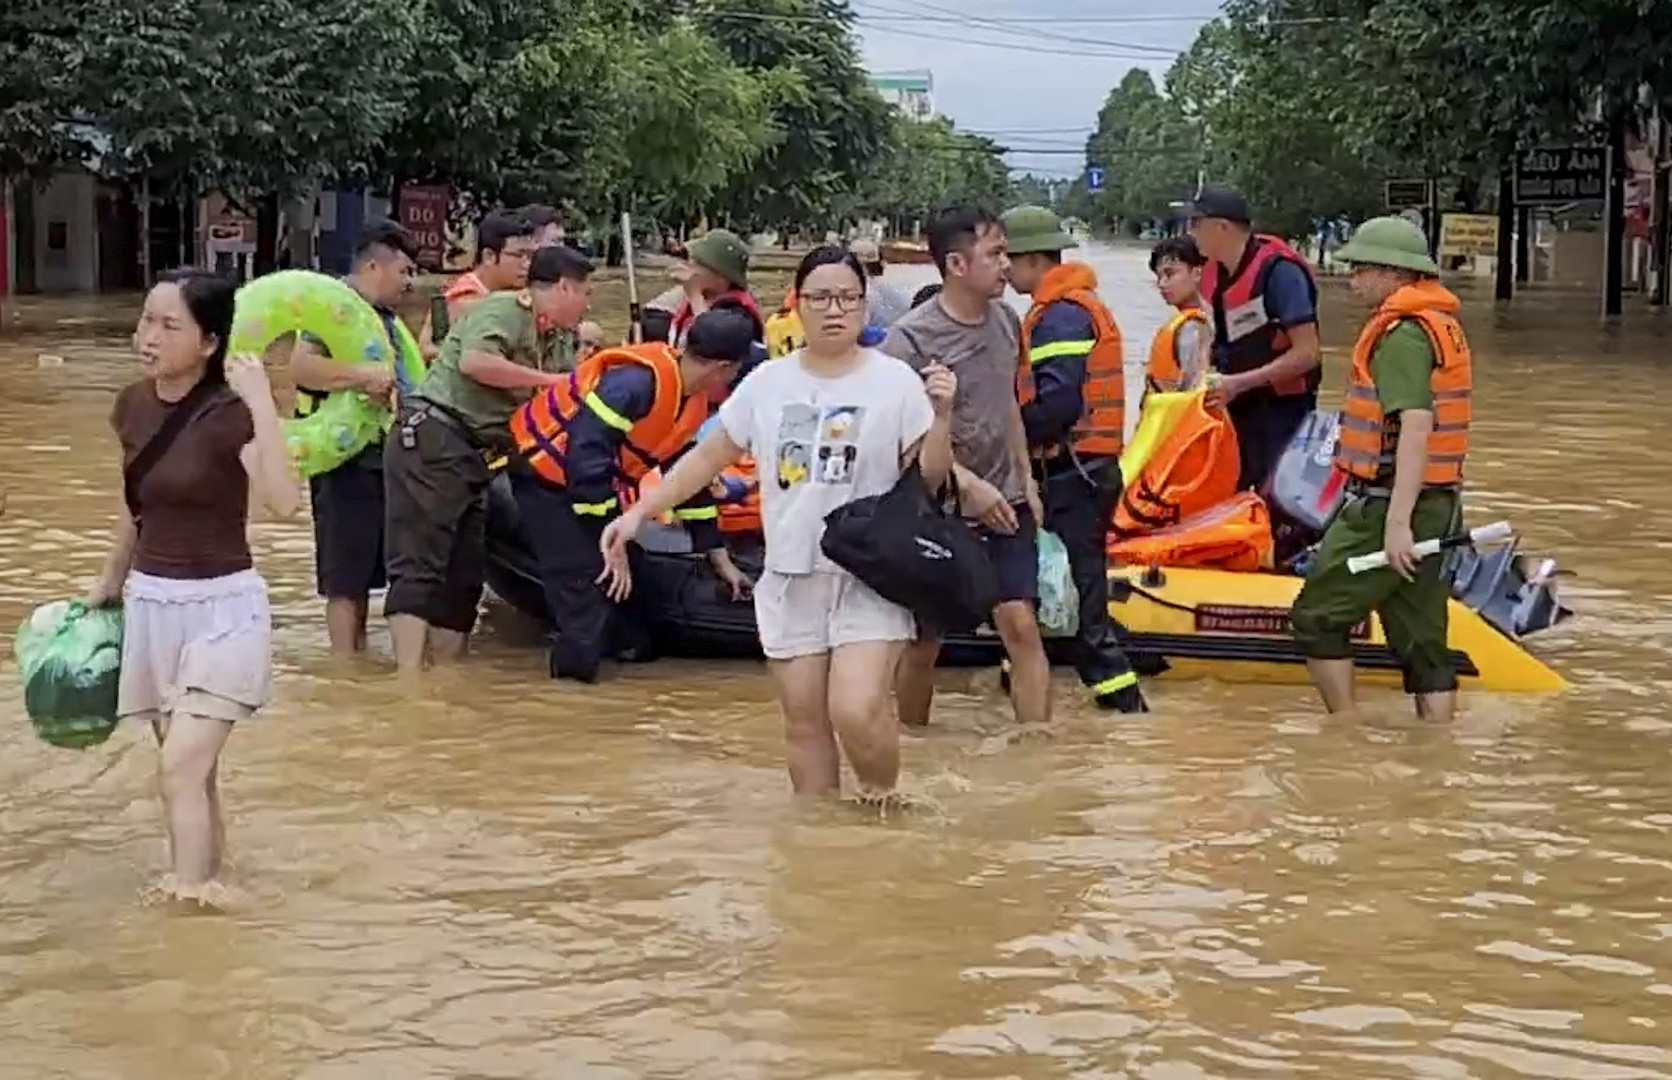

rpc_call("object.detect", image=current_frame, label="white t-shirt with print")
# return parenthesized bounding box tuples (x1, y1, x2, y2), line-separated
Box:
(718, 347, 934, 576)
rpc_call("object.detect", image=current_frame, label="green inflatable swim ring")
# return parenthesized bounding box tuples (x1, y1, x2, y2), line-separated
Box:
(227, 271, 427, 478)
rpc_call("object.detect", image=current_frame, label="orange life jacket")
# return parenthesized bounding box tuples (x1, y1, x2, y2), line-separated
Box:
(1200, 235, 1318, 398)
(1017, 263, 1125, 459)
(1107, 490, 1273, 573)
(509, 342, 709, 491)
(1146, 303, 1209, 393)
(1334, 279, 1472, 488)
(716, 459, 761, 534)
(1109, 392, 1240, 539)
(443, 270, 489, 318)
(630, 459, 762, 533)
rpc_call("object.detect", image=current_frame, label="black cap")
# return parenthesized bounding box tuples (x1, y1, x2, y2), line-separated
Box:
(527, 244, 593, 285)
(1186, 186, 1251, 225)
(685, 307, 756, 365)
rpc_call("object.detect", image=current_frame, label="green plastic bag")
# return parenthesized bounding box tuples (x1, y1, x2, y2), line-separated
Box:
(13, 600, 124, 749)
(1036, 530, 1079, 638)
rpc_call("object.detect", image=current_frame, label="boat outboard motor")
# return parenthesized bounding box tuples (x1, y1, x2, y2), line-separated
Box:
(1263, 409, 1346, 565)
(1444, 541, 1573, 639)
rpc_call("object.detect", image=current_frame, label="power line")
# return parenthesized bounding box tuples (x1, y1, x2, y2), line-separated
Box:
(862, 0, 1184, 57)
(855, 19, 1173, 59)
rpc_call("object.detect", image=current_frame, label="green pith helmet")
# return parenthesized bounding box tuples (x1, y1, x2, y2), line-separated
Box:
(1001, 205, 1077, 255)
(686, 228, 751, 288)
(1335, 215, 1440, 275)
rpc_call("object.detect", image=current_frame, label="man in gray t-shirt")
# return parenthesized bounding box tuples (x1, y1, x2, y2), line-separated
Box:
(882, 209, 1052, 733)
(883, 299, 1029, 505)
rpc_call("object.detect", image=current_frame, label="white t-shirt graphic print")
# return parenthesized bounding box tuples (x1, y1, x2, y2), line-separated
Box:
(718, 348, 934, 576)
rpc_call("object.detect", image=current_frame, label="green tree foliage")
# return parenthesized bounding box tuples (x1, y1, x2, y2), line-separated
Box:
(1080, 69, 1199, 234)
(1150, 0, 1672, 237)
(694, 0, 893, 233)
(0, 3, 88, 178)
(1008, 174, 1069, 214)
(847, 117, 1012, 230)
(1163, 16, 1396, 237)
(73, 0, 422, 199)
(573, 17, 780, 220)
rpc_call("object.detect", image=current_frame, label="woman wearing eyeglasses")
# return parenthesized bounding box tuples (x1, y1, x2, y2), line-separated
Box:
(600, 246, 955, 801)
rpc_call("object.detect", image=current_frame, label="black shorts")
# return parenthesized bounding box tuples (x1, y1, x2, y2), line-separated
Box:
(977, 500, 1039, 605)
(309, 442, 386, 598)
(382, 404, 493, 634)
(916, 500, 1038, 642)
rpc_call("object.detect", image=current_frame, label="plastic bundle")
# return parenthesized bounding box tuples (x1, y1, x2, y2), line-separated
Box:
(1035, 530, 1079, 638)
(13, 600, 124, 749)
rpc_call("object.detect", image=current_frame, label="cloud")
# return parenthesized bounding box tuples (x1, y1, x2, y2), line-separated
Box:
(854, 0, 1213, 175)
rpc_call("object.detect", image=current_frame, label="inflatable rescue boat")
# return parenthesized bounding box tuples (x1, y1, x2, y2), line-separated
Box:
(481, 475, 1572, 693)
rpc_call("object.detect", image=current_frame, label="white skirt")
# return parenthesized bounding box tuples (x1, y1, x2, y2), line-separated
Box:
(117, 569, 273, 722)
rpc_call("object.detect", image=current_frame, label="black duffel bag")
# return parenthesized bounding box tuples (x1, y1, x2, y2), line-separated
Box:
(820, 464, 999, 633)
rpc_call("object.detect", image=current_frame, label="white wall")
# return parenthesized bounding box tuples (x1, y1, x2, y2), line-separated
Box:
(33, 172, 97, 292)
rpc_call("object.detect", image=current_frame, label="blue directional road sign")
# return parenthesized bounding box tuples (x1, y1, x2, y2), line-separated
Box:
(1086, 166, 1105, 193)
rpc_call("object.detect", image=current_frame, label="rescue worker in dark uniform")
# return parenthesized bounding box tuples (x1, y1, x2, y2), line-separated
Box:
(1001, 204, 1147, 713)
(1289, 216, 1473, 722)
(1186, 187, 1322, 490)
(507, 308, 757, 682)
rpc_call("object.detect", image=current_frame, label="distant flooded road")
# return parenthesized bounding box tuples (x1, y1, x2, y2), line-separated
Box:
(2, 245, 1670, 1078)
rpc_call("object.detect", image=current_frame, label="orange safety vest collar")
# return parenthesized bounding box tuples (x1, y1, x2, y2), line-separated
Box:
(1146, 303, 1209, 393)
(1333, 278, 1473, 488)
(509, 342, 709, 490)
(1018, 262, 1126, 460)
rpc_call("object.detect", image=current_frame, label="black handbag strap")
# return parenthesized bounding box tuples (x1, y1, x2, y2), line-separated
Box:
(124, 379, 224, 523)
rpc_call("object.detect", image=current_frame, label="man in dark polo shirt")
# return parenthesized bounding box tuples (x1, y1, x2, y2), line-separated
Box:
(1188, 187, 1322, 490)
(288, 218, 421, 654)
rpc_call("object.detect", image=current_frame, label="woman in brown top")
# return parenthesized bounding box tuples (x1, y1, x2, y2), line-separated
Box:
(87, 269, 300, 902)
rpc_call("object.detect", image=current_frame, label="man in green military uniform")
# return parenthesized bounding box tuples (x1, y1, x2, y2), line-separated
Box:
(1289, 216, 1474, 722)
(384, 245, 594, 679)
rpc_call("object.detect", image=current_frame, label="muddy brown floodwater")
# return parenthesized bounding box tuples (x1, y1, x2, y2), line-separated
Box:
(2, 245, 1671, 1079)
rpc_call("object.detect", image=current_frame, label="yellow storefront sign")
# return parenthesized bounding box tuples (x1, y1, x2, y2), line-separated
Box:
(1439, 213, 1499, 259)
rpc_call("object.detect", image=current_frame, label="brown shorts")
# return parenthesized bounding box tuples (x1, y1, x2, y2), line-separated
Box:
(382, 402, 493, 634)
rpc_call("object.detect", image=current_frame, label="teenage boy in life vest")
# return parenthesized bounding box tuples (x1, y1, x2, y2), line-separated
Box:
(1288, 216, 1472, 722)
(507, 308, 757, 683)
(1186, 187, 1321, 489)
(1001, 205, 1147, 713)
(1145, 235, 1212, 395)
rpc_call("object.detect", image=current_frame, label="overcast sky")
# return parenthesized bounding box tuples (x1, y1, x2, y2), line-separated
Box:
(852, 0, 1217, 177)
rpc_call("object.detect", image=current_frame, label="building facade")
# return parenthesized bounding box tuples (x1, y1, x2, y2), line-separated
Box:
(869, 70, 935, 122)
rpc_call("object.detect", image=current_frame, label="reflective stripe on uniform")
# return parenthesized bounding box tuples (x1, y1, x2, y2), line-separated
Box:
(584, 391, 634, 432)
(1090, 671, 1139, 697)
(672, 505, 719, 522)
(572, 497, 619, 516)
(1029, 338, 1096, 364)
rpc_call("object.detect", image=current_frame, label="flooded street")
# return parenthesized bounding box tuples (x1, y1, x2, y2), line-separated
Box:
(3, 244, 1672, 1078)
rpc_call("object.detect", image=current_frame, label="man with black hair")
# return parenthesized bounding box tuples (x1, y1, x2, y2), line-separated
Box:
(508, 308, 756, 682)
(442, 209, 539, 323)
(883, 207, 1053, 732)
(289, 217, 422, 654)
(385, 245, 594, 678)
(1187, 186, 1321, 489)
(1146, 235, 1211, 394)
(519, 204, 565, 247)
